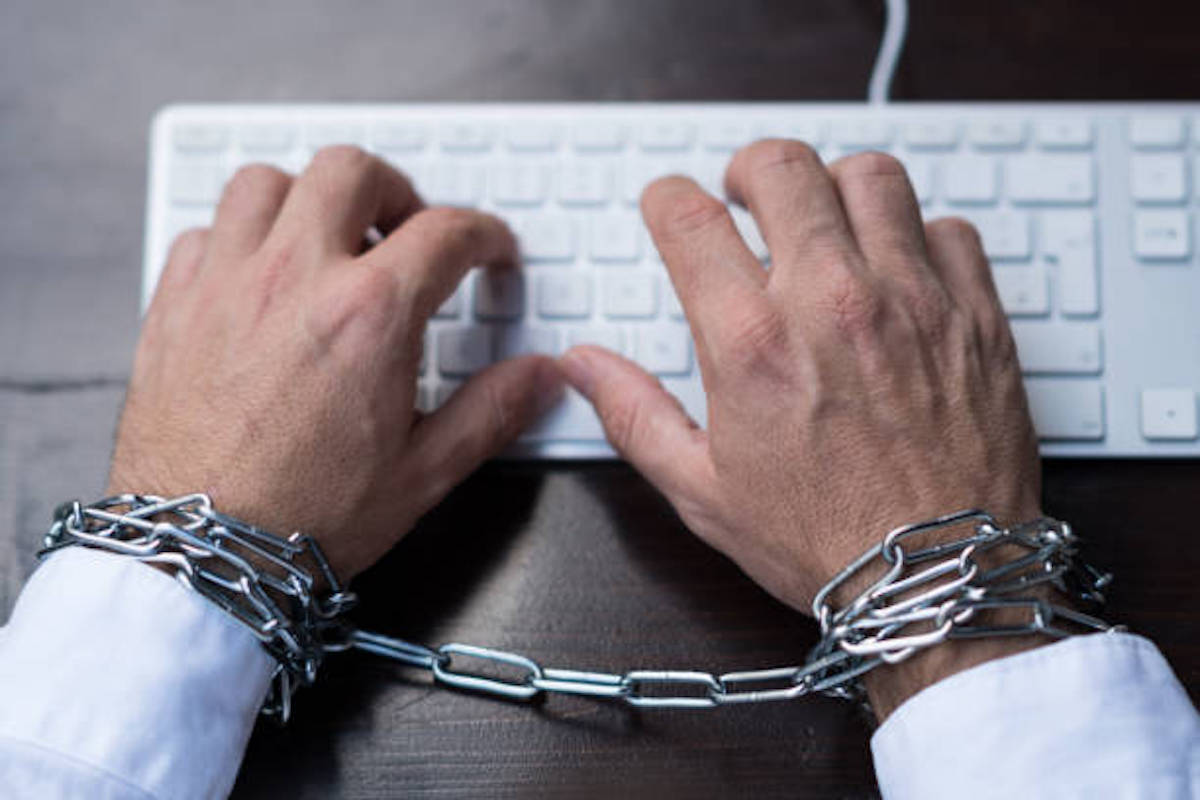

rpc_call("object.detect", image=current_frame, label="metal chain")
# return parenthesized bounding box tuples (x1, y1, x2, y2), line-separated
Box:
(42, 498, 1118, 719)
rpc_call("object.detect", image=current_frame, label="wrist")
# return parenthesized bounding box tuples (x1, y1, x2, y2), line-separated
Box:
(807, 509, 1110, 723)
(862, 589, 1055, 720)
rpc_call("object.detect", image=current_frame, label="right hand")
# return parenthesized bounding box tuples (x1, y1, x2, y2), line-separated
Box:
(559, 140, 1044, 716)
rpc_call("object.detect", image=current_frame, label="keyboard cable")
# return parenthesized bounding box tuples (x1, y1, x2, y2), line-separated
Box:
(867, 0, 909, 105)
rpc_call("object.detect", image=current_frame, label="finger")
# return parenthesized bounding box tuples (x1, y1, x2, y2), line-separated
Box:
(270, 145, 421, 256)
(640, 176, 769, 354)
(406, 356, 562, 510)
(210, 164, 292, 258)
(365, 206, 518, 319)
(156, 227, 210, 296)
(924, 217, 1003, 316)
(559, 345, 713, 500)
(723, 139, 860, 282)
(826, 152, 932, 285)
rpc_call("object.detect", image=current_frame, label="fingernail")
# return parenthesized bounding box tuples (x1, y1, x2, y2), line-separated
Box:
(534, 359, 566, 416)
(558, 349, 596, 398)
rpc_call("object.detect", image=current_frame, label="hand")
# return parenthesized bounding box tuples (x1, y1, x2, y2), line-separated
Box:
(559, 141, 1043, 718)
(109, 146, 562, 582)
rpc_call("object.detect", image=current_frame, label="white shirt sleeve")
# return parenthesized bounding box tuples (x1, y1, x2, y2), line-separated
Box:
(872, 631, 1200, 800)
(0, 548, 274, 800)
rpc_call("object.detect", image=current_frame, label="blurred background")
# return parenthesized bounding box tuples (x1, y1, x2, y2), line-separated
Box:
(2, 1, 1197, 797)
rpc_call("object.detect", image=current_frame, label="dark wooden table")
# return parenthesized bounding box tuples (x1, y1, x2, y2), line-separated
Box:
(2, 1, 1197, 797)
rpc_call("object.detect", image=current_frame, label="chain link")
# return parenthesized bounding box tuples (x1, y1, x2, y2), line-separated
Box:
(42, 498, 1118, 718)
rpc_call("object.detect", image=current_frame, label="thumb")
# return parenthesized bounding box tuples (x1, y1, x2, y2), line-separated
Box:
(408, 355, 562, 509)
(559, 345, 713, 500)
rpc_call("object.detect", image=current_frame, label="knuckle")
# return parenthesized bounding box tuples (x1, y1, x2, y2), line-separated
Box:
(928, 216, 984, 251)
(655, 190, 728, 241)
(823, 274, 885, 338)
(225, 163, 290, 198)
(309, 144, 373, 177)
(835, 150, 908, 181)
(161, 228, 208, 287)
(482, 377, 520, 449)
(413, 205, 489, 243)
(599, 395, 648, 455)
(740, 138, 823, 175)
(906, 284, 952, 335)
(312, 265, 398, 339)
(989, 321, 1019, 369)
(721, 308, 793, 377)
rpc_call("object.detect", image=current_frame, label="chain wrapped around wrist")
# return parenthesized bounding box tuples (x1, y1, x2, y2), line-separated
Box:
(42, 497, 1118, 720)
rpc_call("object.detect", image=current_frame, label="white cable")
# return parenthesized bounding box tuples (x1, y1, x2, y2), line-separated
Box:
(867, 0, 908, 105)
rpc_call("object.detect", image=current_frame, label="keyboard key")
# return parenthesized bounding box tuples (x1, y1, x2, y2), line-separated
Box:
(831, 119, 894, 149)
(415, 381, 435, 413)
(603, 273, 658, 318)
(992, 268, 1049, 317)
(506, 123, 560, 152)
(1130, 154, 1188, 204)
(895, 155, 934, 204)
(661, 377, 708, 427)
(566, 326, 625, 354)
(435, 287, 464, 319)
(1024, 379, 1105, 440)
(165, 209, 216, 245)
(495, 326, 560, 359)
(1034, 119, 1093, 150)
(1041, 210, 1098, 316)
(558, 162, 614, 206)
(437, 328, 494, 376)
(755, 120, 824, 146)
(537, 273, 592, 318)
(173, 124, 230, 152)
(1132, 210, 1191, 260)
(491, 164, 549, 206)
(635, 326, 693, 375)
(1140, 389, 1198, 440)
(1006, 156, 1095, 205)
(729, 205, 769, 260)
(620, 161, 665, 205)
(1129, 116, 1186, 149)
(589, 213, 643, 262)
(517, 215, 576, 262)
(689, 158, 726, 198)
(702, 121, 753, 151)
(474, 270, 525, 320)
(572, 122, 626, 152)
(239, 124, 296, 153)
(435, 380, 462, 406)
(169, 160, 224, 206)
(1010, 322, 1102, 374)
(521, 388, 606, 442)
(639, 121, 695, 152)
(961, 211, 1032, 260)
(943, 156, 998, 204)
(372, 123, 428, 152)
(903, 119, 959, 150)
(967, 119, 1026, 149)
(305, 124, 365, 149)
(664, 282, 686, 320)
(426, 163, 483, 205)
(439, 123, 492, 152)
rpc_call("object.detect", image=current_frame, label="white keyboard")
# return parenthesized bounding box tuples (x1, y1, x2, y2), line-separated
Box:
(143, 103, 1200, 458)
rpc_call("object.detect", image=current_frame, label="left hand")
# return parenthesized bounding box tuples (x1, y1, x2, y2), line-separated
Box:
(108, 146, 562, 582)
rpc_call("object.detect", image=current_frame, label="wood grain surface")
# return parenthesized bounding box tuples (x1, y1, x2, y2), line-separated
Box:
(1, 1, 1197, 797)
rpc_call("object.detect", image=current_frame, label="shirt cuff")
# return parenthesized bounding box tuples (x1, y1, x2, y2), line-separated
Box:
(871, 631, 1200, 800)
(0, 548, 274, 800)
